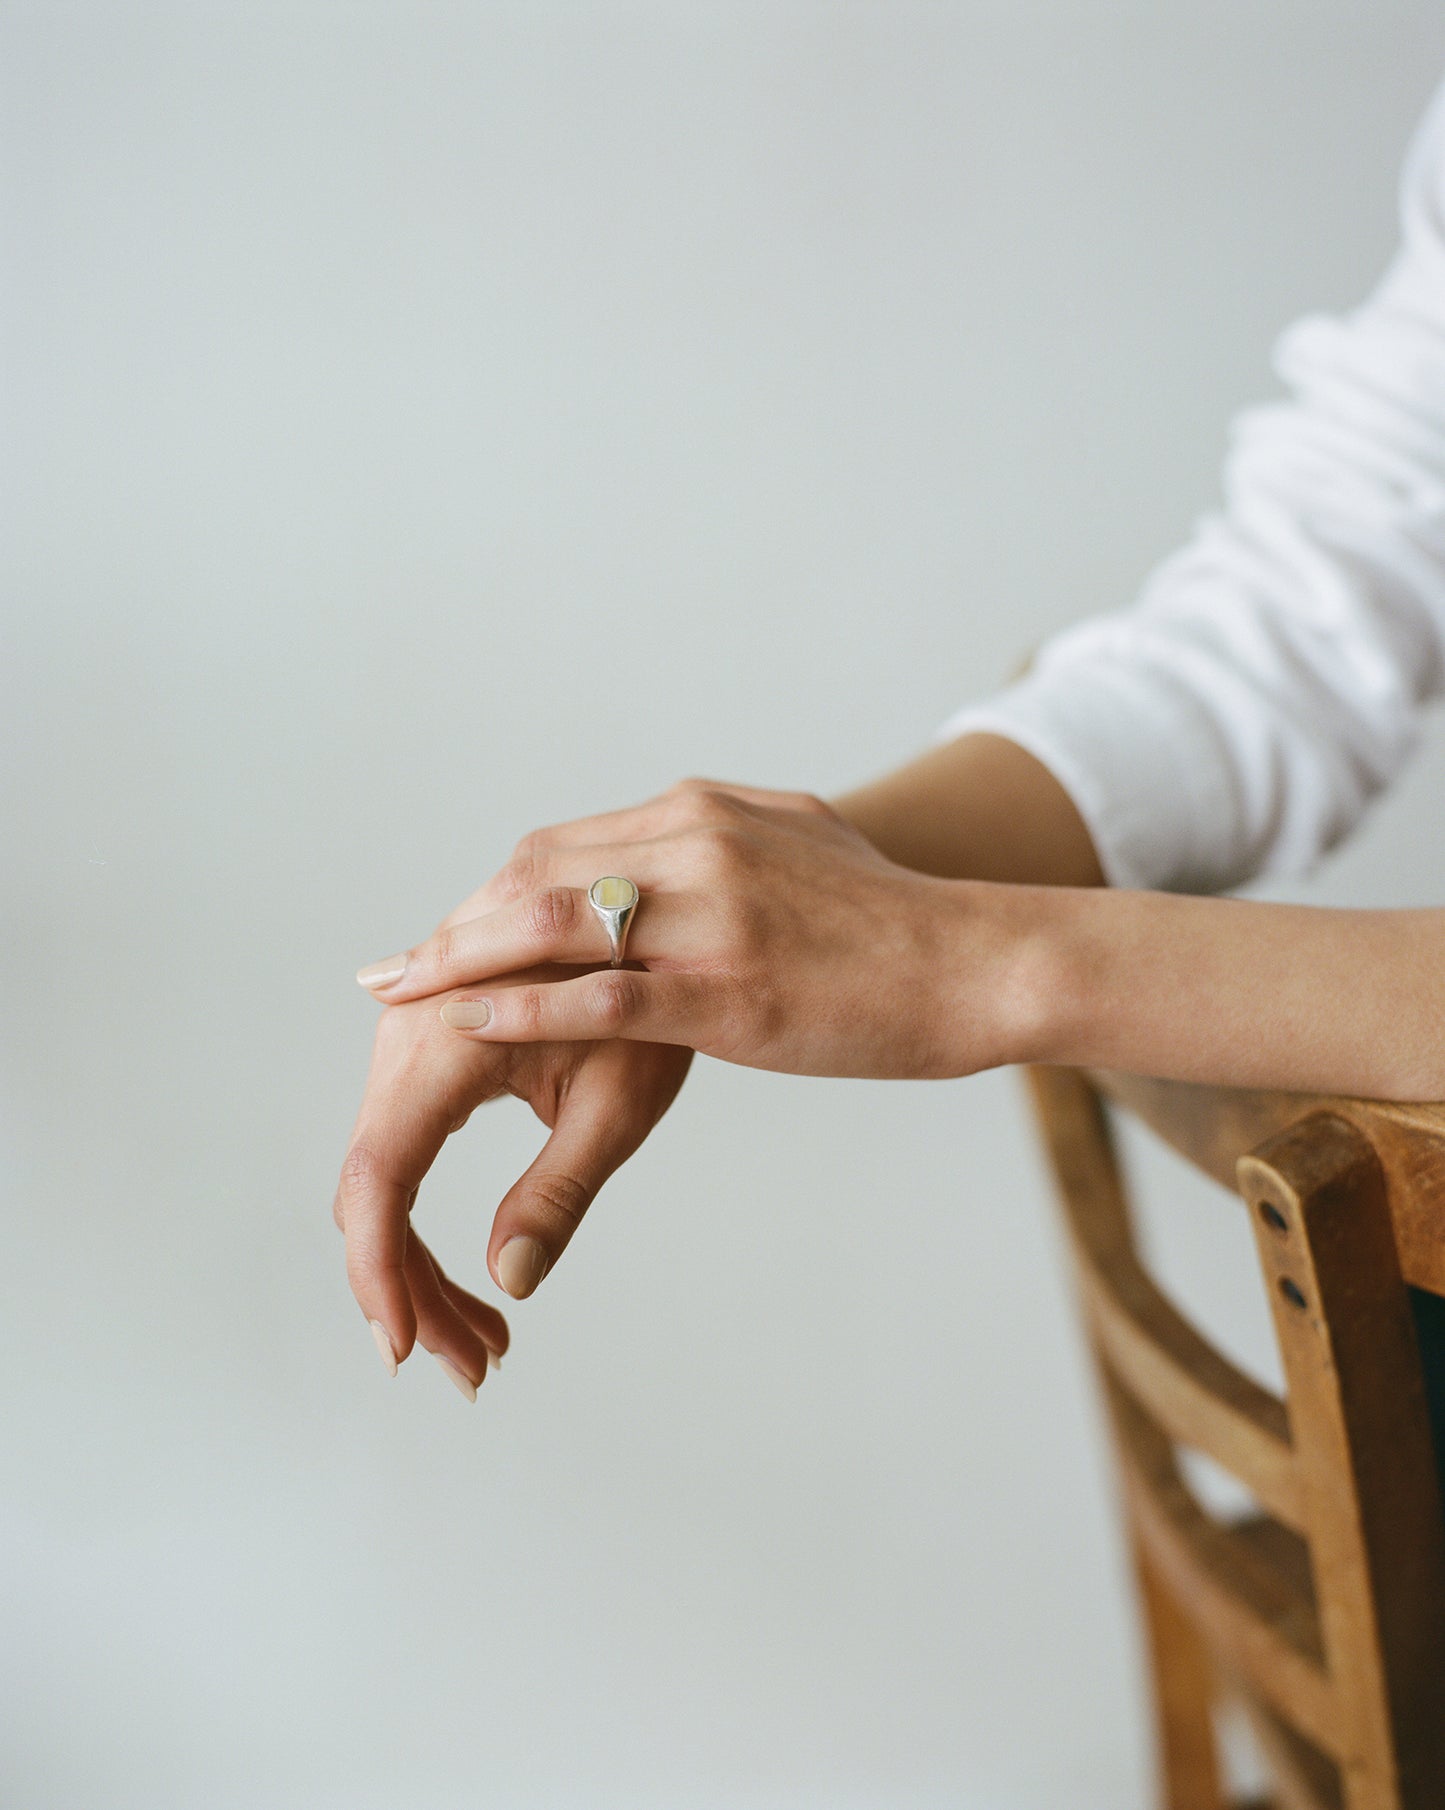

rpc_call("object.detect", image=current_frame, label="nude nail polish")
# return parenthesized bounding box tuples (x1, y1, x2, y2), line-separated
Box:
(357, 954, 407, 989)
(370, 1319, 398, 1377)
(440, 998, 492, 1029)
(497, 1235, 550, 1299)
(434, 1354, 478, 1402)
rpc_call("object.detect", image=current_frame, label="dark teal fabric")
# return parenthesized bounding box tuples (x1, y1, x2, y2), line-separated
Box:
(1409, 1287, 1445, 1506)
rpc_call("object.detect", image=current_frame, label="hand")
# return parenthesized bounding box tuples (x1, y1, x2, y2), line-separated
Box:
(335, 966, 691, 1391)
(357, 779, 1034, 1083)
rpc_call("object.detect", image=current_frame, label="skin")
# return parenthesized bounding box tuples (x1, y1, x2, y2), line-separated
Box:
(337, 736, 1091, 1388)
(336, 736, 1445, 1393)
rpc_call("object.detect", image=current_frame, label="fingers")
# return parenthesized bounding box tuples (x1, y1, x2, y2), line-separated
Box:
(335, 1140, 420, 1366)
(486, 1043, 676, 1298)
(404, 1234, 499, 1400)
(356, 781, 832, 995)
(439, 967, 717, 1053)
(432, 1253, 510, 1361)
(335, 1009, 507, 1368)
(359, 882, 689, 1004)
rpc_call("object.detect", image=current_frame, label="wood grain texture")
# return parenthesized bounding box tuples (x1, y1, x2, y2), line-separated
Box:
(1025, 1067, 1445, 1810)
(1084, 1072, 1445, 1297)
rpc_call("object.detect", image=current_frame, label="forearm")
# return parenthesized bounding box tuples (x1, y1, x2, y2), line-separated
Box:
(831, 732, 1105, 887)
(1004, 884, 1445, 1103)
(837, 739, 1445, 1100)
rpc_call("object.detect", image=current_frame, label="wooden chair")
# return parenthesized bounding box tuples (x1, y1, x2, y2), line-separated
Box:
(1025, 1065, 1445, 1810)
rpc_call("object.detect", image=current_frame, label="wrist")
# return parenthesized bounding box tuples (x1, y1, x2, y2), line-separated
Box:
(928, 879, 1085, 1076)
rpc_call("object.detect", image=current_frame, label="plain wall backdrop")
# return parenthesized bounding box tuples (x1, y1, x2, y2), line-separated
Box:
(8, 5, 1445, 1807)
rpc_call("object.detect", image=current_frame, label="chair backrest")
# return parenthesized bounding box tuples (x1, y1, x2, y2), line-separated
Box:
(1026, 1064, 1445, 1810)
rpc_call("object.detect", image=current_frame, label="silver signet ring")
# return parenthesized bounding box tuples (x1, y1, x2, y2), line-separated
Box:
(588, 876, 640, 967)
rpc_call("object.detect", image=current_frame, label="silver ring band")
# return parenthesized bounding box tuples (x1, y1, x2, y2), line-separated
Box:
(587, 876, 639, 967)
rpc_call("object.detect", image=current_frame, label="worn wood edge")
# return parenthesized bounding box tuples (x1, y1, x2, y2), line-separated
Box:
(1082, 1071, 1445, 1297)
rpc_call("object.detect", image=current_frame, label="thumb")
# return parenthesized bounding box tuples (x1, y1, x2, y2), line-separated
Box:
(488, 1051, 656, 1299)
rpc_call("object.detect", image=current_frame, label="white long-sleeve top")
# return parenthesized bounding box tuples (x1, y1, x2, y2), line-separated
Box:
(936, 79, 1445, 895)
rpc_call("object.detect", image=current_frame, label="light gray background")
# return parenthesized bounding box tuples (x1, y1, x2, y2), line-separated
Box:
(7, 5, 1445, 1807)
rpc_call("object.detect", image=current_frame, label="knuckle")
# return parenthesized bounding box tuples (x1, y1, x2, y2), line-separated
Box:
(792, 789, 834, 818)
(338, 1139, 386, 1195)
(670, 778, 737, 823)
(590, 966, 646, 1030)
(511, 827, 547, 861)
(696, 786, 743, 822)
(520, 884, 577, 945)
(696, 821, 755, 876)
(336, 1138, 415, 1222)
(370, 1000, 411, 1046)
(525, 1171, 591, 1234)
(512, 986, 549, 1038)
(427, 924, 458, 976)
(493, 850, 539, 903)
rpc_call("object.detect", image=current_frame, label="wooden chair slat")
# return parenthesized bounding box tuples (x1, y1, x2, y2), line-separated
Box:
(1075, 1216, 1300, 1529)
(1238, 1690, 1343, 1810)
(1109, 1376, 1336, 1756)
(1230, 1515, 1315, 1610)
(1024, 1067, 1445, 1809)
(1027, 1064, 1301, 1525)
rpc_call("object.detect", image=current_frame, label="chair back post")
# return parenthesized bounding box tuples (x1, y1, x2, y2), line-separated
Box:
(1240, 1115, 1445, 1810)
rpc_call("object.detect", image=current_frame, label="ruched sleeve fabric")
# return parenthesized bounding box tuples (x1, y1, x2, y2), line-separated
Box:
(934, 79, 1445, 894)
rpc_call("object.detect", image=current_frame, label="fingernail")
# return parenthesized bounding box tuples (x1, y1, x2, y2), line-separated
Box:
(483, 1343, 503, 1373)
(497, 1235, 550, 1299)
(369, 1319, 398, 1377)
(357, 954, 407, 990)
(440, 998, 492, 1030)
(434, 1354, 478, 1402)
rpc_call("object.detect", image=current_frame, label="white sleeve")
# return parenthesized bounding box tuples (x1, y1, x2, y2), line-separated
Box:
(936, 80, 1445, 894)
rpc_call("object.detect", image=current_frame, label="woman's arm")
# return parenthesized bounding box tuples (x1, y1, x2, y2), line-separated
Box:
(835, 714, 1445, 1101)
(404, 787, 1445, 1105)
(830, 732, 1105, 887)
(828, 738, 1445, 1101)
(1017, 885, 1445, 1102)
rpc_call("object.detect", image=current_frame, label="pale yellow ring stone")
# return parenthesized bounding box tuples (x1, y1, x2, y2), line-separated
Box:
(587, 875, 640, 966)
